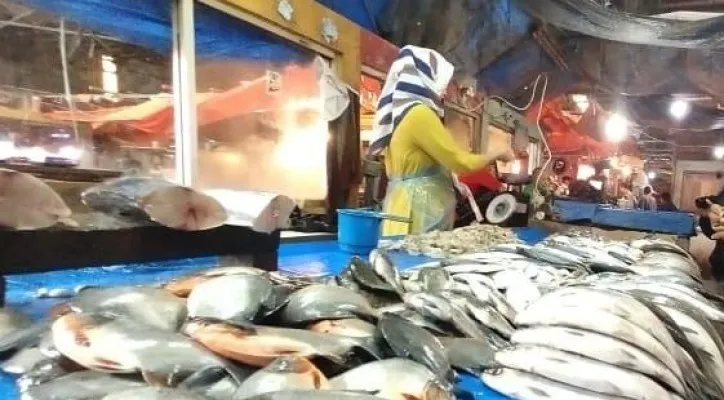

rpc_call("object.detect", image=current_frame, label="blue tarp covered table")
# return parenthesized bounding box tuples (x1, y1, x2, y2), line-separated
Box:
(0, 226, 549, 399)
(553, 200, 696, 236)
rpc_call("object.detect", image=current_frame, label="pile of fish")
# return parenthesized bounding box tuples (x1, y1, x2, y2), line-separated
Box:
(382, 223, 519, 258)
(0, 168, 228, 231)
(0, 232, 722, 399)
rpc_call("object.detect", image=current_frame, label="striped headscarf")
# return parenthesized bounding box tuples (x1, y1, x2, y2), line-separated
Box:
(368, 45, 455, 155)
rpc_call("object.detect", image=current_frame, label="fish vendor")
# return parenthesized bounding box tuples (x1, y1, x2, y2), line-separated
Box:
(368, 45, 514, 236)
(695, 196, 724, 283)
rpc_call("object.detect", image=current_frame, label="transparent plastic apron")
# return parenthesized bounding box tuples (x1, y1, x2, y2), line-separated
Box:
(383, 166, 457, 234)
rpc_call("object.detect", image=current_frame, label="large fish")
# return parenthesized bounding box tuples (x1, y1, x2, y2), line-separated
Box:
(439, 292, 514, 339)
(102, 387, 211, 399)
(347, 257, 395, 293)
(510, 326, 687, 397)
(307, 319, 375, 338)
(52, 313, 230, 385)
(278, 285, 375, 325)
(241, 391, 384, 399)
(69, 286, 186, 332)
(21, 370, 146, 400)
(494, 345, 682, 400)
(525, 287, 682, 358)
(233, 356, 329, 399)
(368, 249, 404, 294)
(515, 304, 682, 375)
(376, 313, 453, 382)
(187, 275, 278, 325)
(437, 337, 496, 373)
(329, 358, 453, 400)
(482, 367, 630, 400)
(163, 266, 268, 298)
(81, 176, 227, 231)
(182, 319, 379, 367)
(0, 168, 73, 230)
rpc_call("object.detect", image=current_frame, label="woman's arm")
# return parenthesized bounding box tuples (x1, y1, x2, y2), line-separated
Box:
(406, 105, 510, 173)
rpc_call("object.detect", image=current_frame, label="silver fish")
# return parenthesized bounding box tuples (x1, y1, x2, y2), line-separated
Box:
(22, 371, 146, 400)
(279, 285, 375, 325)
(330, 358, 453, 400)
(233, 356, 328, 399)
(0, 168, 72, 230)
(102, 387, 210, 400)
(438, 337, 496, 372)
(52, 313, 228, 385)
(69, 286, 187, 331)
(511, 326, 687, 397)
(377, 313, 453, 382)
(241, 391, 384, 400)
(187, 275, 276, 325)
(2, 346, 47, 375)
(515, 304, 682, 376)
(494, 345, 682, 400)
(82, 176, 227, 231)
(307, 319, 376, 338)
(482, 367, 632, 400)
(369, 249, 404, 294)
(453, 276, 516, 322)
(163, 266, 268, 297)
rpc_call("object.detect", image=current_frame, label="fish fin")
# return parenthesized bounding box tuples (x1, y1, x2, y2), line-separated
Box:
(0, 319, 49, 352)
(142, 369, 173, 387)
(57, 217, 79, 228)
(178, 366, 228, 390)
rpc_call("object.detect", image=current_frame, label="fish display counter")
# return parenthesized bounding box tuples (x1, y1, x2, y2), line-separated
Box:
(554, 199, 696, 236)
(0, 223, 716, 400)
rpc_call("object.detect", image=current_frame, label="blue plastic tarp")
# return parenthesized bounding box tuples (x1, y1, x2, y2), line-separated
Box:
(0, 226, 550, 399)
(17, 0, 312, 62)
(592, 208, 696, 236)
(553, 200, 696, 236)
(553, 200, 599, 222)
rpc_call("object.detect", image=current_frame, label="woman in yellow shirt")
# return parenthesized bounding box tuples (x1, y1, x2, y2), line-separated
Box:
(368, 45, 514, 236)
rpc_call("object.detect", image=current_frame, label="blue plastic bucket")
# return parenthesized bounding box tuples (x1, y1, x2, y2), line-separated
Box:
(337, 209, 411, 255)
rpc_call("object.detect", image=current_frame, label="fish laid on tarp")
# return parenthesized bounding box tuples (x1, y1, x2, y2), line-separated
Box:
(164, 266, 268, 298)
(68, 286, 187, 332)
(52, 313, 229, 385)
(241, 391, 385, 400)
(347, 257, 396, 293)
(482, 367, 628, 400)
(307, 319, 376, 338)
(182, 319, 379, 367)
(329, 358, 453, 400)
(81, 176, 227, 231)
(376, 313, 453, 382)
(187, 275, 278, 325)
(437, 337, 496, 373)
(102, 387, 211, 400)
(278, 285, 376, 325)
(0, 168, 73, 230)
(510, 326, 687, 397)
(21, 370, 146, 400)
(494, 345, 682, 400)
(369, 249, 404, 294)
(233, 356, 329, 400)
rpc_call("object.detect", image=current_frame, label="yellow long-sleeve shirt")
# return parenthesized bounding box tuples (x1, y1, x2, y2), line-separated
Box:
(385, 105, 487, 177)
(382, 104, 489, 236)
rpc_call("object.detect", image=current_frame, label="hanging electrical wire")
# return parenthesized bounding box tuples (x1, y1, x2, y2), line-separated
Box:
(59, 19, 80, 142)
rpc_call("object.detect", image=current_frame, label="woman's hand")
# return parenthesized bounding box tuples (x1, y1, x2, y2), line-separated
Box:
(492, 148, 516, 163)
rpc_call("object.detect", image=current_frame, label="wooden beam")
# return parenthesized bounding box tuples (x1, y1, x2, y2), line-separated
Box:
(212, 0, 361, 90)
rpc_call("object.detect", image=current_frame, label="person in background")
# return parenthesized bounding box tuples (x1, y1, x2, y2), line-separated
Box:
(639, 186, 657, 211)
(696, 197, 724, 282)
(658, 192, 678, 212)
(554, 175, 571, 196)
(368, 45, 514, 236)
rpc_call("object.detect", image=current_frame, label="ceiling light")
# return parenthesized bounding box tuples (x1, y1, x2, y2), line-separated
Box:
(669, 99, 690, 120)
(647, 171, 656, 180)
(714, 146, 724, 159)
(604, 113, 628, 143)
(571, 94, 590, 113)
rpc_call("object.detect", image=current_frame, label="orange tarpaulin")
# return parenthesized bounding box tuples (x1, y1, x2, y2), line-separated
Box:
(45, 64, 319, 138)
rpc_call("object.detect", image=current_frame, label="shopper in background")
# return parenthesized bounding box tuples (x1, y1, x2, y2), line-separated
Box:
(368, 45, 514, 236)
(639, 186, 657, 211)
(696, 197, 724, 282)
(658, 192, 678, 212)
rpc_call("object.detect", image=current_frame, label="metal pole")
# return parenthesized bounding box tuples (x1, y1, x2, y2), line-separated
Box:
(172, 0, 198, 186)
